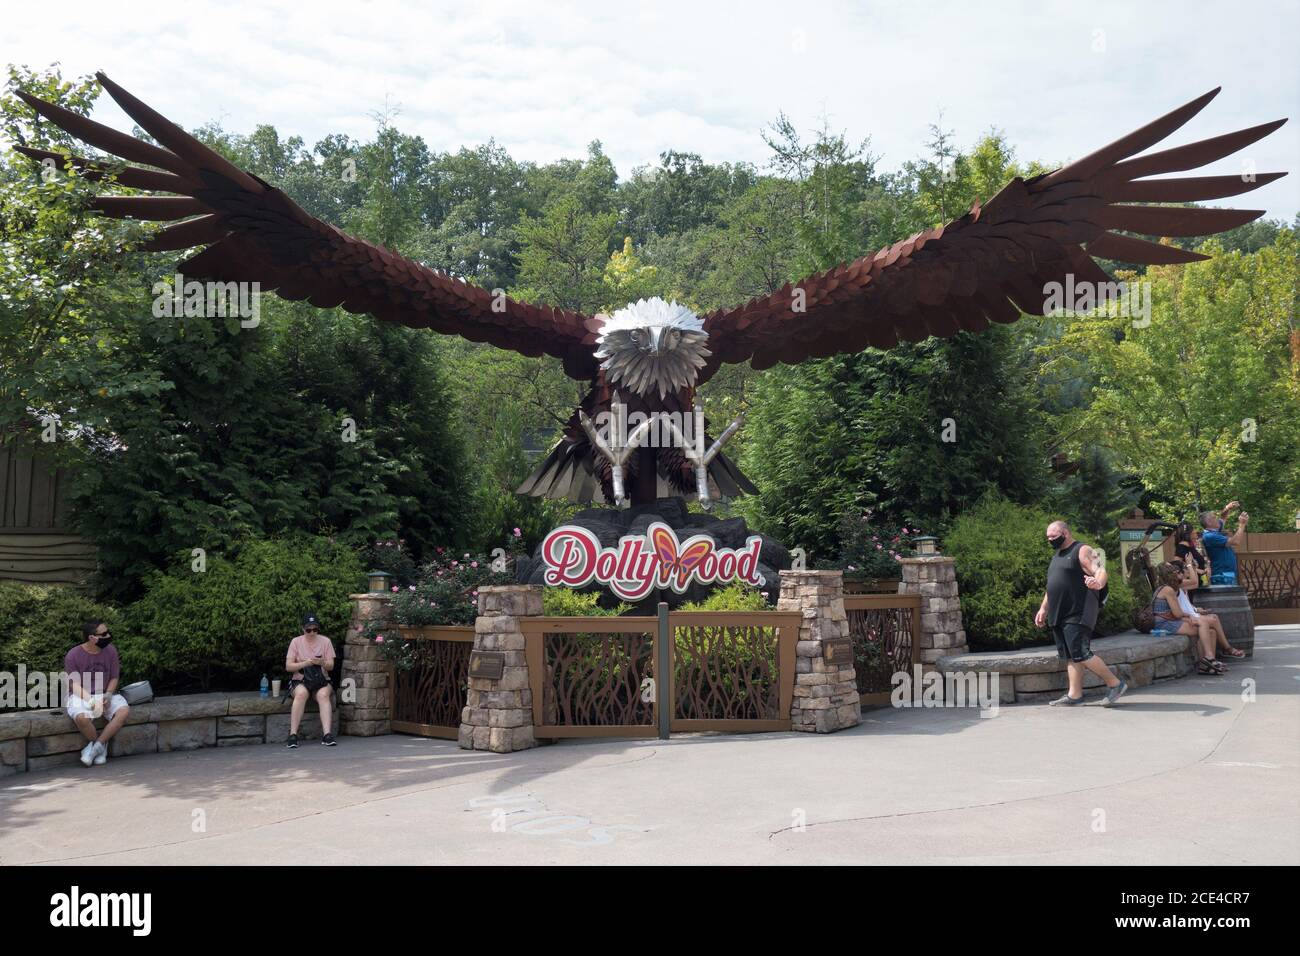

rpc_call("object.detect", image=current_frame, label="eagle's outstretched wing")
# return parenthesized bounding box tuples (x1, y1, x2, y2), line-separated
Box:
(15, 74, 602, 381)
(699, 89, 1287, 377)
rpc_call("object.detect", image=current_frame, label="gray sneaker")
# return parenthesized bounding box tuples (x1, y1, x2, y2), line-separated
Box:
(1101, 680, 1129, 707)
(1049, 693, 1084, 706)
(79, 741, 97, 766)
(92, 742, 107, 765)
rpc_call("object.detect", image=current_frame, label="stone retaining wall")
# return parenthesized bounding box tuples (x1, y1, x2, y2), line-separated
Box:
(935, 632, 1197, 704)
(0, 692, 333, 777)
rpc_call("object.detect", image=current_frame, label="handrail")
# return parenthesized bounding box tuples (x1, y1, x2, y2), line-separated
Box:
(395, 625, 475, 641)
(519, 616, 657, 633)
(668, 611, 802, 628)
(844, 593, 922, 609)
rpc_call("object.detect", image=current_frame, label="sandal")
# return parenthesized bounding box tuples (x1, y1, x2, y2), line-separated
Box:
(1223, 647, 1246, 659)
(1196, 658, 1227, 675)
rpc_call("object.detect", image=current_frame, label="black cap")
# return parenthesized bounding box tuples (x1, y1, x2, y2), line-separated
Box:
(302, 613, 320, 628)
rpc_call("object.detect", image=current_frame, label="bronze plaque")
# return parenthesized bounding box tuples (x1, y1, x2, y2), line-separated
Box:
(469, 651, 505, 681)
(822, 637, 854, 666)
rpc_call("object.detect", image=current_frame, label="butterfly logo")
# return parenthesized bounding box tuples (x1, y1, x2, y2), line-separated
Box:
(651, 524, 714, 590)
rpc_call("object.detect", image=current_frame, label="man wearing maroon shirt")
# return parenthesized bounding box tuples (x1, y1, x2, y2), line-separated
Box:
(64, 620, 131, 767)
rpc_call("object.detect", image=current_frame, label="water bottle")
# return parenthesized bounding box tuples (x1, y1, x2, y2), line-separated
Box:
(260, 674, 269, 698)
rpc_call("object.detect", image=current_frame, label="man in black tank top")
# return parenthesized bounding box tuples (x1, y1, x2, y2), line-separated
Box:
(1034, 521, 1128, 706)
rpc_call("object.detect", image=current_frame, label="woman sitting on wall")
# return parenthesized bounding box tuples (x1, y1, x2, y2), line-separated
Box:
(1172, 558, 1245, 661)
(285, 613, 337, 749)
(1151, 562, 1228, 675)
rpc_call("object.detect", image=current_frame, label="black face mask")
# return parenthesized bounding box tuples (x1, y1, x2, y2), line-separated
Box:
(1048, 535, 1067, 550)
(94, 633, 113, 647)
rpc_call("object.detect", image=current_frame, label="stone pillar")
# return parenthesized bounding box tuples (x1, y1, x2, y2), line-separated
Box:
(778, 570, 861, 733)
(340, 591, 393, 736)
(458, 585, 541, 753)
(899, 556, 968, 667)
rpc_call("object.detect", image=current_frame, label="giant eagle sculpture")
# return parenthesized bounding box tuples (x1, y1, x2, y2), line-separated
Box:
(15, 77, 1287, 507)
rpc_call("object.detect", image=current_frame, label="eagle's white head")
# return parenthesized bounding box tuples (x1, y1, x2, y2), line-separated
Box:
(594, 297, 711, 399)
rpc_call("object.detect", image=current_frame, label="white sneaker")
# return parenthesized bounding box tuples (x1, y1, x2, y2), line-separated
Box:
(80, 741, 97, 767)
(92, 742, 107, 765)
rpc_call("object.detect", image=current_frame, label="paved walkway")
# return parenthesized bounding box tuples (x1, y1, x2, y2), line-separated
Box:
(3, 628, 1297, 865)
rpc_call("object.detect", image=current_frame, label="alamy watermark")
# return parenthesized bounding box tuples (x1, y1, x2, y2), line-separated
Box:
(891, 665, 1000, 717)
(1042, 274, 1151, 328)
(591, 400, 702, 450)
(151, 272, 261, 328)
(0, 667, 105, 712)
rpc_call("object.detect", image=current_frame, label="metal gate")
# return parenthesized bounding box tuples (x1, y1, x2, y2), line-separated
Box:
(522, 606, 801, 739)
(389, 625, 474, 738)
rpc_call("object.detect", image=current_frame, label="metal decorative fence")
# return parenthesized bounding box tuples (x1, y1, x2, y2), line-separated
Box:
(522, 617, 660, 738)
(843, 593, 922, 706)
(669, 611, 800, 733)
(1237, 551, 1300, 625)
(391, 611, 810, 740)
(390, 626, 474, 738)
(518, 611, 802, 739)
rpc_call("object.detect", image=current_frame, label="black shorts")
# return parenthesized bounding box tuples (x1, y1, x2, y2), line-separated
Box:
(1052, 621, 1094, 663)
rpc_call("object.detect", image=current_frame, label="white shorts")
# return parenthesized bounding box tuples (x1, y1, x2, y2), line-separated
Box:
(66, 693, 129, 721)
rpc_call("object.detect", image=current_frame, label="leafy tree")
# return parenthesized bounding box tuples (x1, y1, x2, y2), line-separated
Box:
(620, 150, 756, 243)
(513, 193, 618, 312)
(0, 67, 166, 448)
(1042, 232, 1300, 530)
(739, 126, 1049, 556)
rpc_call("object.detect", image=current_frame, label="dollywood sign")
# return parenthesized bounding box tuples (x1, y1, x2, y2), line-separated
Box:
(540, 522, 765, 601)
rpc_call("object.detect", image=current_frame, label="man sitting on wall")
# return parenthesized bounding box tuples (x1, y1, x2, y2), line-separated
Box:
(285, 613, 337, 749)
(65, 620, 131, 767)
(1200, 501, 1249, 585)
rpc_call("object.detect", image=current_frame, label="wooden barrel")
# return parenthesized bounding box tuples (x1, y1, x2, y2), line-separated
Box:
(1191, 585, 1256, 658)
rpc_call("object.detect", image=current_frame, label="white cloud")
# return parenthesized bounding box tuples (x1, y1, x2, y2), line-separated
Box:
(3, 0, 1295, 220)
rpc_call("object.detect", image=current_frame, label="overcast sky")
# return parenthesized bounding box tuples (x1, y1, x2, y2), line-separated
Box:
(4, 0, 1297, 221)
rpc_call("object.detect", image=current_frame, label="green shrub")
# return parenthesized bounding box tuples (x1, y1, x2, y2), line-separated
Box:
(542, 588, 629, 617)
(389, 550, 514, 628)
(681, 582, 772, 611)
(816, 509, 928, 580)
(0, 582, 50, 670)
(124, 536, 363, 692)
(946, 494, 1135, 651)
(1, 586, 144, 681)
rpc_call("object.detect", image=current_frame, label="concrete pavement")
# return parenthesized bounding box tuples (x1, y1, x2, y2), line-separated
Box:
(3, 627, 1297, 865)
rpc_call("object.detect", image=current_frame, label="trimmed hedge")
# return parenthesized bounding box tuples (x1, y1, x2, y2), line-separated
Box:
(945, 495, 1135, 652)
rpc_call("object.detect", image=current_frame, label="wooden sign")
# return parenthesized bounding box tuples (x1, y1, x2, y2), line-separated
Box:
(822, 637, 854, 666)
(468, 651, 505, 681)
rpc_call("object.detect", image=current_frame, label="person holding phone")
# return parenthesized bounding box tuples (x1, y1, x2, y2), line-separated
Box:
(1200, 501, 1248, 585)
(285, 613, 336, 748)
(1172, 521, 1210, 586)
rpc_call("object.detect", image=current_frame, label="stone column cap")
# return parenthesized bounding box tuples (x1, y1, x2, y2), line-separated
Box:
(778, 569, 845, 581)
(896, 555, 955, 565)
